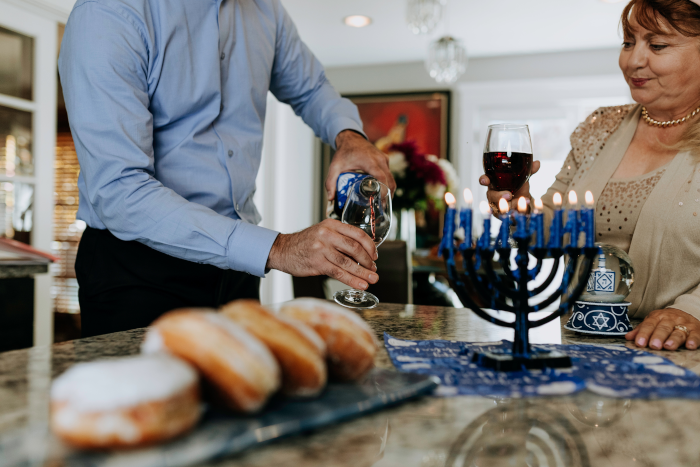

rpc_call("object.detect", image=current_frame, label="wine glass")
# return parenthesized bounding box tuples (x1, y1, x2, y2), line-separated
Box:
(333, 178, 392, 309)
(483, 124, 533, 194)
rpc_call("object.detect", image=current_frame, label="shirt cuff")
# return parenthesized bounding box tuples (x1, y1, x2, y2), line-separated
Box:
(227, 221, 279, 278)
(328, 117, 367, 150)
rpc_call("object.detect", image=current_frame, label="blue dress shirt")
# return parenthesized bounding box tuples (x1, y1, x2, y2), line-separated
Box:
(58, 0, 364, 277)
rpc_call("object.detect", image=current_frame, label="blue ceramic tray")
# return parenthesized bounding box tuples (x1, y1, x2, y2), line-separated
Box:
(0, 369, 437, 467)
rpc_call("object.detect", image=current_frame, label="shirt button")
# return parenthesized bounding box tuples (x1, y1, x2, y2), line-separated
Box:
(220, 52, 225, 60)
(228, 149, 233, 157)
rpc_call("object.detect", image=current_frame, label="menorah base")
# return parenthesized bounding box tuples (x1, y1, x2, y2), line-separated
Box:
(472, 349, 572, 372)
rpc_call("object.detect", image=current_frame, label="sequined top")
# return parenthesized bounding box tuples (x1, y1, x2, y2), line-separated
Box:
(596, 166, 667, 253)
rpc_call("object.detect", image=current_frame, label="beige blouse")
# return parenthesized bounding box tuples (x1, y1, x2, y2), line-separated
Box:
(540, 104, 700, 322)
(596, 165, 667, 252)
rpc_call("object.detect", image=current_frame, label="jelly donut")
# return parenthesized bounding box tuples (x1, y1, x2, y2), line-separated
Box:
(142, 309, 280, 413)
(221, 299, 327, 397)
(278, 298, 377, 381)
(50, 354, 200, 449)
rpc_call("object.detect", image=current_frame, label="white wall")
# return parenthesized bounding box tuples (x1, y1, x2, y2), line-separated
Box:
(256, 94, 317, 305)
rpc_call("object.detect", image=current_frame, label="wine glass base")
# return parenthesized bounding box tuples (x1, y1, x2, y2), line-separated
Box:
(333, 289, 379, 309)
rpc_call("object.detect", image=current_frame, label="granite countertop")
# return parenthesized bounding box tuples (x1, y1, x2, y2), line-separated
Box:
(2, 303, 700, 467)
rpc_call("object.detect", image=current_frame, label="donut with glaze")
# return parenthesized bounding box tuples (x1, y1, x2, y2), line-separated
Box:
(142, 308, 280, 413)
(278, 298, 377, 381)
(50, 354, 200, 449)
(220, 299, 327, 397)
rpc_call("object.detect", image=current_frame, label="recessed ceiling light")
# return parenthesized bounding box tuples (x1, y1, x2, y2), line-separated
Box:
(344, 15, 372, 28)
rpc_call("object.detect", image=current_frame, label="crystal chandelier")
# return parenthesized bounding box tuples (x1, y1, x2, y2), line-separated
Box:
(406, 0, 445, 35)
(425, 36, 468, 84)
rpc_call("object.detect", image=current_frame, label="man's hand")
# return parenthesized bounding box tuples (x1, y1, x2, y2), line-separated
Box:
(326, 130, 396, 201)
(266, 219, 379, 290)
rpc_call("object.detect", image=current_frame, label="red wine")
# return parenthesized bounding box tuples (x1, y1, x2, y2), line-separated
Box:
(483, 151, 533, 193)
(369, 195, 376, 241)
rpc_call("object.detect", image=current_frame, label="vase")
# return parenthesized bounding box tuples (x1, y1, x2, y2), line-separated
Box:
(393, 209, 417, 252)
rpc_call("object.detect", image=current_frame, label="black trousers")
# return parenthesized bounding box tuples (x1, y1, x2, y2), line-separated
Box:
(76, 227, 260, 338)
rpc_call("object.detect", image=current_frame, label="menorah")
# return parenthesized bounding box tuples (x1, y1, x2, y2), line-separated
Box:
(439, 191, 599, 371)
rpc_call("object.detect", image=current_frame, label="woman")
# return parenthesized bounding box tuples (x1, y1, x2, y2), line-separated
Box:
(481, 0, 700, 351)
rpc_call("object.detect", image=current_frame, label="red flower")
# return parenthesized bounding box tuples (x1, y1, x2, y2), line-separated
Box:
(389, 142, 446, 186)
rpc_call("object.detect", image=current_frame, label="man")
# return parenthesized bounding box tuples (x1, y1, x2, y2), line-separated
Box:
(58, 0, 395, 337)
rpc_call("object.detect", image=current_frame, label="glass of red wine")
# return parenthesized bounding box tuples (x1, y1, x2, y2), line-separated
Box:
(333, 178, 392, 309)
(483, 124, 534, 194)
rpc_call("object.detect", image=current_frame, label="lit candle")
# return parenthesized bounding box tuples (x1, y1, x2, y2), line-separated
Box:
(513, 196, 529, 240)
(584, 190, 595, 248)
(478, 201, 492, 250)
(548, 192, 563, 249)
(498, 198, 510, 248)
(460, 188, 473, 247)
(441, 192, 457, 257)
(566, 190, 579, 247)
(533, 198, 544, 248)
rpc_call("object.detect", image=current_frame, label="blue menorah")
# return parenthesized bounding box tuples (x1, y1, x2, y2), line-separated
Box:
(439, 192, 598, 371)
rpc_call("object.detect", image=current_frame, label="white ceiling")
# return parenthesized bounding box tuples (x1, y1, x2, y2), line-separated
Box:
(282, 0, 628, 68)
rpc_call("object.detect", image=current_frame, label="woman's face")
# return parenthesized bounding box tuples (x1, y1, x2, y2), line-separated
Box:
(619, 13, 700, 117)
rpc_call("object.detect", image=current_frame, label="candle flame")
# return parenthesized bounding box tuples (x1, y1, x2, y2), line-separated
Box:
(463, 188, 473, 206)
(517, 196, 527, 213)
(568, 190, 578, 205)
(498, 198, 509, 214)
(553, 192, 562, 207)
(445, 192, 456, 206)
(585, 190, 594, 207)
(534, 198, 543, 212)
(480, 200, 491, 216)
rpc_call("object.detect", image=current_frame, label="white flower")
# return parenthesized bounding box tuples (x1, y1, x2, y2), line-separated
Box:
(437, 158, 459, 191)
(388, 151, 409, 177)
(425, 182, 446, 200)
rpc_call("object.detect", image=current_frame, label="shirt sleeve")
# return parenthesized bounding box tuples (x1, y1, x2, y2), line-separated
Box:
(268, 0, 365, 149)
(58, 2, 278, 277)
(668, 285, 700, 323)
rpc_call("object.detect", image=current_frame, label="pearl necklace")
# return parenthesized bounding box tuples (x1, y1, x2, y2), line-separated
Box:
(642, 106, 700, 127)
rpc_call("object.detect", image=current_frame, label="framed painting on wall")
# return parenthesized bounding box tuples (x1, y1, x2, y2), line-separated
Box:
(319, 91, 451, 247)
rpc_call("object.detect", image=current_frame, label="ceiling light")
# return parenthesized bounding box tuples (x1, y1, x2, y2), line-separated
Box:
(344, 15, 372, 28)
(426, 36, 468, 84)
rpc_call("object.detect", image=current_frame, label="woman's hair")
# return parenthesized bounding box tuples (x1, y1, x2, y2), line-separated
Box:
(621, 0, 700, 154)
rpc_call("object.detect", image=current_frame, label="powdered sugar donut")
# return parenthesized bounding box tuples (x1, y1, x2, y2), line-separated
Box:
(221, 299, 327, 397)
(142, 309, 280, 413)
(50, 354, 200, 449)
(278, 298, 377, 381)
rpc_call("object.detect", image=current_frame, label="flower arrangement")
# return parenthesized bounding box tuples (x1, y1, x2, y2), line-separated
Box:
(386, 141, 459, 212)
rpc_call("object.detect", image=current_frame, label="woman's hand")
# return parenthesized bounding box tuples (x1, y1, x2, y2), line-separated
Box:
(479, 161, 541, 213)
(625, 308, 700, 350)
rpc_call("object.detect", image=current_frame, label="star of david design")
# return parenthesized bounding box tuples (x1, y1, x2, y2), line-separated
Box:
(591, 313, 610, 330)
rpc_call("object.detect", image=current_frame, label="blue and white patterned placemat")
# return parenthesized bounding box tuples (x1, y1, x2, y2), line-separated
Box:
(384, 333, 700, 399)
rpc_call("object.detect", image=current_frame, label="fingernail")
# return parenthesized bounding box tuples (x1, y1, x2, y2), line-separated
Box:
(359, 281, 368, 290)
(372, 262, 377, 271)
(374, 251, 379, 260)
(688, 340, 696, 348)
(369, 273, 378, 282)
(651, 339, 662, 349)
(665, 340, 674, 348)
(637, 337, 646, 346)
(479, 176, 486, 184)
(503, 193, 512, 201)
